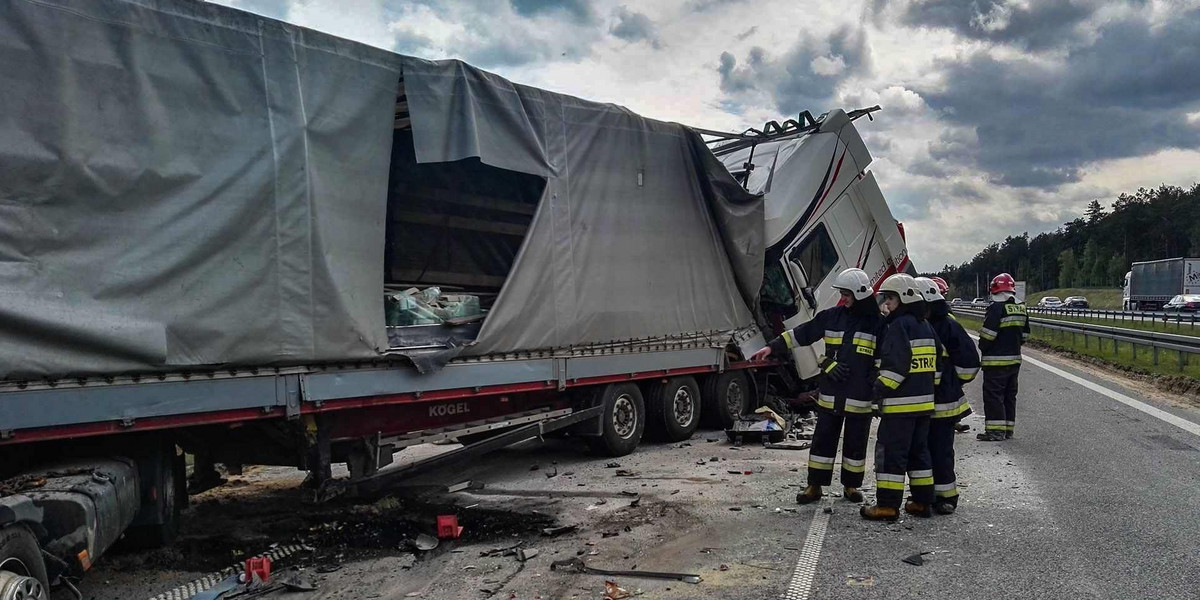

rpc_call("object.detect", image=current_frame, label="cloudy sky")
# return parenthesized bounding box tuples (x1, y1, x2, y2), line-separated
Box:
(215, 0, 1200, 270)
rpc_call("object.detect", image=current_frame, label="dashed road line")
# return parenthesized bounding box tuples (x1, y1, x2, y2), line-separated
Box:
(781, 504, 831, 600)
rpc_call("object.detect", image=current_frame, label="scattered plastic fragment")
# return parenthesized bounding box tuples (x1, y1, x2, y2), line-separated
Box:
(415, 534, 440, 551)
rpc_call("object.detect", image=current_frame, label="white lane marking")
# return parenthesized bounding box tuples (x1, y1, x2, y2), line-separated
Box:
(782, 506, 830, 600)
(968, 334, 1200, 438)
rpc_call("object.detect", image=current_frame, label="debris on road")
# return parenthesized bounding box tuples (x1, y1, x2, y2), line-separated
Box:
(620, 490, 639, 497)
(614, 469, 638, 477)
(541, 525, 578, 537)
(415, 534, 440, 551)
(437, 515, 464, 539)
(604, 580, 634, 600)
(765, 441, 812, 450)
(846, 575, 876, 586)
(551, 558, 702, 584)
(243, 556, 271, 583)
(902, 551, 934, 566)
(447, 481, 472, 493)
(718, 564, 729, 571)
(192, 575, 240, 600)
(279, 572, 318, 592)
(480, 541, 524, 557)
(606, 462, 621, 468)
(517, 548, 540, 561)
(545, 466, 559, 478)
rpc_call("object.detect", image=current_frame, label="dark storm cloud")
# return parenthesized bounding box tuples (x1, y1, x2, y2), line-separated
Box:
(918, 9, 1200, 187)
(717, 24, 870, 115)
(611, 6, 662, 49)
(510, 0, 597, 24)
(902, 0, 1099, 50)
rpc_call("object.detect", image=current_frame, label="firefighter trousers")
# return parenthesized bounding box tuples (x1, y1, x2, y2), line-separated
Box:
(874, 415, 933, 508)
(806, 411, 871, 488)
(929, 418, 960, 506)
(982, 365, 1020, 434)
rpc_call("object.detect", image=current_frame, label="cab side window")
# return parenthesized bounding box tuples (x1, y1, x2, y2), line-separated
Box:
(789, 223, 839, 290)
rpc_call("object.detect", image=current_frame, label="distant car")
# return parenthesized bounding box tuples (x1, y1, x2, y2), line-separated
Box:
(1163, 294, 1200, 313)
(1038, 296, 1063, 308)
(1063, 296, 1089, 308)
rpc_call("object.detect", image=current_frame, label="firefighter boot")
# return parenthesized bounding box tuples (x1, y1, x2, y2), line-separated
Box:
(954, 423, 970, 433)
(859, 504, 899, 522)
(1005, 431, 1014, 439)
(904, 500, 933, 518)
(843, 487, 864, 503)
(934, 501, 957, 515)
(796, 485, 823, 504)
(976, 431, 1005, 442)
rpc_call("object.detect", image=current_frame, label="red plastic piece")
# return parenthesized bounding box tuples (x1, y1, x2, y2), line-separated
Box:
(244, 556, 271, 583)
(437, 515, 464, 539)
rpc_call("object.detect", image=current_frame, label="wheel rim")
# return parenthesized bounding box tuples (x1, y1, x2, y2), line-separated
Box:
(725, 380, 745, 419)
(672, 386, 695, 427)
(0, 569, 47, 600)
(612, 394, 637, 439)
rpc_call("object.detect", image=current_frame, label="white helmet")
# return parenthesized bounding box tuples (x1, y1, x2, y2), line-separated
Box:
(831, 268, 874, 300)
(879, 273, 921, 304)
(914, 277, 944, 302)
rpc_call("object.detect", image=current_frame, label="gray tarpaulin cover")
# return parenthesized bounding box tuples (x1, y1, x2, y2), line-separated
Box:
(0, 0, 763, 380)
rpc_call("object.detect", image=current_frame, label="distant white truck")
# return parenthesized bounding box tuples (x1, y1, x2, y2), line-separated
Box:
(1123, 258, 1200, 310)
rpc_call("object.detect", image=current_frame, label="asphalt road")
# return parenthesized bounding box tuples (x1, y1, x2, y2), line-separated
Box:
(71, 345, 1200, 600)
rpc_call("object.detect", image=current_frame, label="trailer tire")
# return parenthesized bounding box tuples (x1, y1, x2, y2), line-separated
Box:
(702, 371, 751, 430)
(123, 446, 182, 549)
(0, 524, 48, 600)
(586, 383, 645, 457)
(644, 377, 701, 442)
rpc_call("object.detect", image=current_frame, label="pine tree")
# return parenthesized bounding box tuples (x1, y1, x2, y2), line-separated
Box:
(1058, 249, 1077, 288)
(1085, 199, 1105, 224)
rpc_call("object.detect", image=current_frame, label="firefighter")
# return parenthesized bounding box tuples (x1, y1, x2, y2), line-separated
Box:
(860, 274, 942, 521)
(750, 268, 884, 504)
(916, 276, 980, 514)
(977, 273, 1029, 441)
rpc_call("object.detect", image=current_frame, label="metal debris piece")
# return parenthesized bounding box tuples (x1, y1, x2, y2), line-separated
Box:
(191, 575, 240, 600)
(620, 490, 639, 497)
(517, 548, 540, 561)
(551, 558, 701, 584)
(447, 481, 472, 493)
(480, 541, 524, 557)
(614, 469, 638, 477)
(602, 531, 620, 538)
(606, 462, 621, 468)
(728, 507, 742, 512)
(764, 441, 812, 450)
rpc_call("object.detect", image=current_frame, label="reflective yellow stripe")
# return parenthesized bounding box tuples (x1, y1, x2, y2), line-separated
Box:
(817, 395, 836, 410)
(881, 402, 934, 414)
(783, 330, 798, 350)
(981, 358, 1022, 366)
(823, 336, 842, 345)
(933, 402, 971, 419)
(936, 488, 960, 498)
(808, 460, 834, 471)
(842, 463, 866, 473)
(910, 476, 933, 486)
(912, 346, 937, 356)
(823, 360, 839, 374)
(879, 376, 901, 390)
(877, 480, 905, 490)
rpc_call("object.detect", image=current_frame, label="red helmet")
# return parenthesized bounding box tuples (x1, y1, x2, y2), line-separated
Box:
(930, 276, 949, 295)
(990, 273, 1016, 294)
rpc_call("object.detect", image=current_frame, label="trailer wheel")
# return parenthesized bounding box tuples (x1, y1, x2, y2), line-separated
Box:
(0, 525, 48, 600)
(702, 371, 751, 430)
(645, 377, 701, 442)
(124, 445, 183, 549)
(586, 383, 645, 457)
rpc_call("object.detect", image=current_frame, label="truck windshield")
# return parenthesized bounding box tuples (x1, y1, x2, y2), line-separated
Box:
(788, 223, 839, 292)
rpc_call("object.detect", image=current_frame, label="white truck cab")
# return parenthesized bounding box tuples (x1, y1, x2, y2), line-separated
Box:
(709, 108, 910, 380)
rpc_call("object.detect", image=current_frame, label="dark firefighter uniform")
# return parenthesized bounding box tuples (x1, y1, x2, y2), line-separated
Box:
(768, 305, 884, 488)
(872, 310, 943, 509)
(928, 302, 980, 507)
(978, 297, 1029, 438)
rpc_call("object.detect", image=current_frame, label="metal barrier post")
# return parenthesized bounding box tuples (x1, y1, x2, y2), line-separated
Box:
(1153, 345, 1159, 365)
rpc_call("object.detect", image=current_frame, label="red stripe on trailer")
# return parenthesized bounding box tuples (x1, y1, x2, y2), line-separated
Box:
(0, 361, 768, 446)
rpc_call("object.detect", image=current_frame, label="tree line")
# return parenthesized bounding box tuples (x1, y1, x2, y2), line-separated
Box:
(932, 183, 1200, 299)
